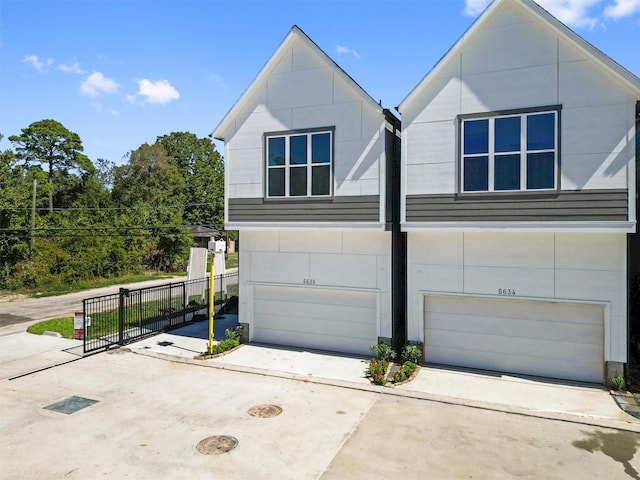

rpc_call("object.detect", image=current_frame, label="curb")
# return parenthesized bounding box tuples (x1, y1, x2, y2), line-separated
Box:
(130, 347, 640, 433)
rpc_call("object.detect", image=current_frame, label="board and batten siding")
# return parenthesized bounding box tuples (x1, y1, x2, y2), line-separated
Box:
(238, 230, 393, 345)
(223, 35, 386, 205)
(401, 0, 637, 203)
(406, 232, 627, 364)
(228, 196, 380, 223)
(405, 189, 628, 222)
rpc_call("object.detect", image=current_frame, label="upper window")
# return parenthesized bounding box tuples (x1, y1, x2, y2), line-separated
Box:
(460, 108, 559, 193)
(266, 129, 333, 198)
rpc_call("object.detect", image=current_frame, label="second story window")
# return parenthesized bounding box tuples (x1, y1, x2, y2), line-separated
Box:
(266, 128, 333, 198)
(460, 107, 559, 193)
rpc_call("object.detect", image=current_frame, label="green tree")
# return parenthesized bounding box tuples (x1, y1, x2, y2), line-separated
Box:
(9, 119, 93, 213)
(156, 132, 224, 230)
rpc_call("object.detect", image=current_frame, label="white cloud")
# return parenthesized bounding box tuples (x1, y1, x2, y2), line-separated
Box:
(463, 0, 491, 16)
(336, 45, 361, 59)
(208, 73, 227, 88)
(80, 72, 119, 97)
(58, 61, 87, 75)
(136, 79, 180, 104)
(464, 0, 640, 28)
(605, 0, 640, 18)
(23, 54, 53, 71)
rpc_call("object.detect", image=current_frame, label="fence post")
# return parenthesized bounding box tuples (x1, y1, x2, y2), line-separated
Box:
(82, 298, 87, 351)
(182, 281, 187, 324)
(119, 288, 127, 345)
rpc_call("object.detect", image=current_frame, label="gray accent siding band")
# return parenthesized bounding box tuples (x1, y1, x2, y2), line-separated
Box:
(406, 190, 628, 222)
(229, 195, 380, 222)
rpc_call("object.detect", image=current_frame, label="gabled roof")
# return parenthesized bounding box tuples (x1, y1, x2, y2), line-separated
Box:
(398, 0, 640, 114)
(212, 25, 383, 141)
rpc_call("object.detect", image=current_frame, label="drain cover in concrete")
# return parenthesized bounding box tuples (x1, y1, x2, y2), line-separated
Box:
(247, 404, 282, 418)
(196, 436, 238, 455)
(44, 396, 98, 414)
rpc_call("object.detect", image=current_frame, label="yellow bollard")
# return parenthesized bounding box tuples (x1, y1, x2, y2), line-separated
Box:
(208, 249, 215, 355)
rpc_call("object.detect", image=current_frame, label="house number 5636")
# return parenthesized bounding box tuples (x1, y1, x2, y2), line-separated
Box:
(303, 279, 316, 285)
(498, 288, 516, 296)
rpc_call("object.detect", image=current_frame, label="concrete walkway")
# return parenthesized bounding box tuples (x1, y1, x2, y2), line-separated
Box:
(127, 319, 640, 432)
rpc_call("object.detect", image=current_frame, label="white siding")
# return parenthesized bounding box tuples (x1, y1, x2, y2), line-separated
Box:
(402, 0, 637, 197)
(407, 232, 627, 364)
(226, 36, 384, 200)
(240, 230, 392, 352)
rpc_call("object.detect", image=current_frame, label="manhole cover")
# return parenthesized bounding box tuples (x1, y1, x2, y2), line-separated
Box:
(196, 436, 238, 455)
(247, 404, 282, 418)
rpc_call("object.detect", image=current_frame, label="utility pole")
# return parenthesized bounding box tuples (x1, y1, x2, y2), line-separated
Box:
(30, 179, 37, 257)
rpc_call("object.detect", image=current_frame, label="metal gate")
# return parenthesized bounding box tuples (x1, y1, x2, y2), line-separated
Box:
(81, 273, 238, 354)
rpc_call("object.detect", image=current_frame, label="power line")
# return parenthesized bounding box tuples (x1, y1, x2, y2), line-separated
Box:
(0, 202, 218, 212)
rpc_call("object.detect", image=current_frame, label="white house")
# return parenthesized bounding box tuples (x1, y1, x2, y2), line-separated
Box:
(211, 26, 402, 356)
(398, 0, 640, 383)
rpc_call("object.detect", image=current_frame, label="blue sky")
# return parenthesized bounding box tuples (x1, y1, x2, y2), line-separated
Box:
(1, 0, 639, 166)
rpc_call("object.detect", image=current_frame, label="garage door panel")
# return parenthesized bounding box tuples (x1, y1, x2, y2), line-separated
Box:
(253, 285, 377, 356)
(427, 345, 602, 383)
(253, 312, 376, 338)
(424, 295, 604, 383)
(426, 312, 603, 344)
(254, 299, 376, 326)
(426, 329, 599, 363)
(426, 297, 602, 326)
(252, 327, 374, 356)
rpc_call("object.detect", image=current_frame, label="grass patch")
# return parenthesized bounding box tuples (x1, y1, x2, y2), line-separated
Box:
(27, 317, 74, 339)
(226, 252, 238, 269)
(20, 272, 176, 299)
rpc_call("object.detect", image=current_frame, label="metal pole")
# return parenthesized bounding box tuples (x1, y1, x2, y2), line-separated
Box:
(208, 250, 215, 355)
(30, 180, 37, 257)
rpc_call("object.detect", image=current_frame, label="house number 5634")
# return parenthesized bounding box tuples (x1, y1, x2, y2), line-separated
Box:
(303, 279, 316, 285)
(498, 288, 516, 296)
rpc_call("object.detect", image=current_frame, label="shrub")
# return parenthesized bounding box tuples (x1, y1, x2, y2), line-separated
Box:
(370, 342, 396, 362)
(610, 374, 625, 391)
(401, 343, 423, 364)
(393, 361, 417, 384)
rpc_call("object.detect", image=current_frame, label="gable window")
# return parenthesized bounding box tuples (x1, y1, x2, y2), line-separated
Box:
(266, 128, 333, 198)
(460, 107, 559, 193)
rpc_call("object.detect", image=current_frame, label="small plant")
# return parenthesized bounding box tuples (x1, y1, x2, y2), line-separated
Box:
(225, 325, 243, 343)
(370, 342, 396, 362)
(367, 358, 389, 385)
(401, 343, 423, 364)
(393, 361, 417, 384)
(610, 374, 625, 391)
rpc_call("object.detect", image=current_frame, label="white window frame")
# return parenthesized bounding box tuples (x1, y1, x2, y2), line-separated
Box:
(459, 107, 560, 193)
(265, 128, 333, 198)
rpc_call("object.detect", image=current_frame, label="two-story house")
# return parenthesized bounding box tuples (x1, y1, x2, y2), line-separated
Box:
(211, 26, 402, 356)
(398, 0, 639, 384)
(212, 0, 639, 385)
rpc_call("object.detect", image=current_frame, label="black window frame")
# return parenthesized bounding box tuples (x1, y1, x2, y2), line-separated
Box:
(264, 127, 335, 199)
(457, 105, 562, 195)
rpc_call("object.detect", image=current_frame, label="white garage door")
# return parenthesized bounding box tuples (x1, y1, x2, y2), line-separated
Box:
(424, 296, 604, 383)
(253, 285, 378, 356)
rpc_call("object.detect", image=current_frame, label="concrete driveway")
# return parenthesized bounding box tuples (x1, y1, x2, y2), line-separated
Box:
(2, 349, 640, 480)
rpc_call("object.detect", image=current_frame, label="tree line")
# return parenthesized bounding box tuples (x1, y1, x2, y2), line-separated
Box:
(0, 119, 224, 290)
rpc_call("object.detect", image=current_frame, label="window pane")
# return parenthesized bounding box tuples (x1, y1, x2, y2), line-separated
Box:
(268, 168, 285, 196)
(312, 133, 331, 164)
(527, 152, 555, 189)
(495, 154, 521, 191)
(290, 166, 307, 196)
(527, 113, 555, 150)
(495, 117, 520, 152)
(268, 137, 285, 166)
(463, 119, 489, 155)
(290, 135, 307, 165)
(312, 165, 330, 195)
(463, 156, 489, 191)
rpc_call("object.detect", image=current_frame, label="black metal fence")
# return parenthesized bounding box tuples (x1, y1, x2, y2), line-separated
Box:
(82, 272, 239, 354)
